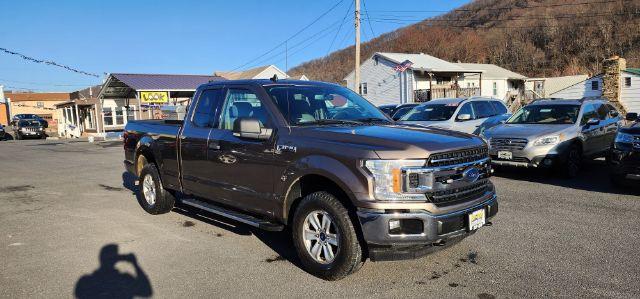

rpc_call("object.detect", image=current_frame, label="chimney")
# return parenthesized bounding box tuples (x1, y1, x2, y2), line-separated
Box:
(601, 56, 626, 112)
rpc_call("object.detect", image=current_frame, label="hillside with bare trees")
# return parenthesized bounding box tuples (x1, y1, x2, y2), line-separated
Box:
(289, 0, 640, 83)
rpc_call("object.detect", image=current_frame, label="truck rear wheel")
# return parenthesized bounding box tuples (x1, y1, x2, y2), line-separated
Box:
(291, 191, 364, 280)
(138, 163, 175, 215)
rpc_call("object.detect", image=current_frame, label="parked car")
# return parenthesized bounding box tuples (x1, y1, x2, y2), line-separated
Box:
(378, 104, 397, 116)
(390, 103, 419, 121)
(399, 97, 509, 134)
(610, 112, 640, 186)
(482, 98, 621, 177)
(124, 79, 498, 280)
(13, 119, 46, 140)
(11, 114, 48, 128)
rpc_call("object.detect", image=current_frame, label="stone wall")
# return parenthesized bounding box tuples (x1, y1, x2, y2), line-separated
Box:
(602, 56, 626, 113)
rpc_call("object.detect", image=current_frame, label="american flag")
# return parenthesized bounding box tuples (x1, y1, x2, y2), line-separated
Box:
(394, 60, 413, 72)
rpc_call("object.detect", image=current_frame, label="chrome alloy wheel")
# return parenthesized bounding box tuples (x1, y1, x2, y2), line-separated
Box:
(142, 174, 156, 206)
(302, 210, 339, 264)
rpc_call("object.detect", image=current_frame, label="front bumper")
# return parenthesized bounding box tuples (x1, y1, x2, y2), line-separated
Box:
(610, 147, 640, 179)
(357, 192, 498, 261)
(489, 141, 569, 168)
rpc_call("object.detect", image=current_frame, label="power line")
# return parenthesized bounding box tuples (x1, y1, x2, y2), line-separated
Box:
(229, 0, 346, 72)
(0, 47, 102, 78)
(0, 77, 96, 87)
(244, 19, 348, 70)
(365, 0, 627, 14)
(361, 0, 376, 39)
(365, 18, 638, 29)
(362, 11, 639, 23)
(326, 0, 354, 56)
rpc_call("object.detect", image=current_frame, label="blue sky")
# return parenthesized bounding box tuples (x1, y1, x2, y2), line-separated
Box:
(0, 0, 470, 92)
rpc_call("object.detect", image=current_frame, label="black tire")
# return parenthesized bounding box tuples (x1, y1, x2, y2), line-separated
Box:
(137, 163, 175, 215)
(291, 191, 364, 280)
(563, 145, 582, 178)
(610, 173, 627, 188)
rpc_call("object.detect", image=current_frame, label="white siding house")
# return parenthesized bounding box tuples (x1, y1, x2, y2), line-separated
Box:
(456, 63, 526, 102)
(344, 52, 483, 106)
(550, 69, 640, 113)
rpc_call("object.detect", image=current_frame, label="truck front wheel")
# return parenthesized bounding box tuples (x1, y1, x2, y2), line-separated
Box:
(138, 163, 175, 215)
(292, 191, 364, 280)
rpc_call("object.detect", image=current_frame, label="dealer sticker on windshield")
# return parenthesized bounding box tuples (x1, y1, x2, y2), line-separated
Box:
(468, 209, 486, 231)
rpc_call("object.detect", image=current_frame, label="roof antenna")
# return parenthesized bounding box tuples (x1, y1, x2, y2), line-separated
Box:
(270, 74, 278, 82)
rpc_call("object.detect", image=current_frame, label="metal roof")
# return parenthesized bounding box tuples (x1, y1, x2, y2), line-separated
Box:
(112, 73, 224, 90)
(624, 68, 640, 76)
(456, 63, 526, 80)
(99, 73, 225, 99)
(376, 52, 482, 73)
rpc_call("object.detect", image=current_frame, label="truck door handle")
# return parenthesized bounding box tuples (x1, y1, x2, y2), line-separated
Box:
(208, 141, 221, 150)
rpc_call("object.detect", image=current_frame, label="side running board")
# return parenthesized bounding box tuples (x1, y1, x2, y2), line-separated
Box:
(180, 198, 284, 232)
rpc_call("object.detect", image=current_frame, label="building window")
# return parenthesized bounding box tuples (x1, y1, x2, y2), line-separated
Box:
(102, 108, 113, 126)
(359, 83, 368, 95)
(492, 82, 497, 96)
(625, 77, 631, 87)
(591, 80, 599, 90)
(36, 102, 44, 108)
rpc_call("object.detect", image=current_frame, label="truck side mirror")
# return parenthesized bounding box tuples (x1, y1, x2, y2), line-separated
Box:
(626, 112, 638, 121)
(456, 114, 472, 121)
(586, 118, 600, 126)
(233, 117, 272, 140)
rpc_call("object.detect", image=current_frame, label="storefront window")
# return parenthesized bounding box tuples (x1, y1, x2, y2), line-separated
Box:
(127, 106, 136, 122)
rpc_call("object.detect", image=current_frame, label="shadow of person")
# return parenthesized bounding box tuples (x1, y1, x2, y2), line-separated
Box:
(74, 244, 152, 299)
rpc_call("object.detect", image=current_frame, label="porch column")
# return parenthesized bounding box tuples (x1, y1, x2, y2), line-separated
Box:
(479, 72, 482, 96)
(75, 104, 81, 136)
(136, 92, 141, 120)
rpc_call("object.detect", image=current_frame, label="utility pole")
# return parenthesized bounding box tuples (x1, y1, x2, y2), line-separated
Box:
(354, 0, 361, 94)
(285, 40, 288, 74)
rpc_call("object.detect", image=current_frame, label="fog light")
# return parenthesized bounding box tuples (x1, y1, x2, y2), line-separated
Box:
(389, 219, 401, 231)
(543, 158, 553, 166)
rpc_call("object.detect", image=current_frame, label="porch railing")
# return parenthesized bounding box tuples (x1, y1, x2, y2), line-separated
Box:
(414, 87, 481, 102)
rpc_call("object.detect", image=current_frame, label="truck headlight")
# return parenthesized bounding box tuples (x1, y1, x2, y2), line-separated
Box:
(533, 135, 560, 146)
(615, 132, 634, 144)
(364, 159, 430, 201)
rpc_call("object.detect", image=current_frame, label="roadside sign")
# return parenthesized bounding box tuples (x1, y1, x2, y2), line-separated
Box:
(140, 91, 169, 104)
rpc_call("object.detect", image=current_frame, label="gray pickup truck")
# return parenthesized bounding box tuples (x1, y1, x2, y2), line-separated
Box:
(123, 79, 498, 280)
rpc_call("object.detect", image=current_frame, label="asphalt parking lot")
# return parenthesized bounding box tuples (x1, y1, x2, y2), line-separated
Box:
(1, 139, 639, 298)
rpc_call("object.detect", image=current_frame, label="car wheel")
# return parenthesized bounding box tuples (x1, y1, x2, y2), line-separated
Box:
(137, 163, 175, 215)
(292, 191, 364, 280)
(610, 173, 627, 188)
(563, 145, 582, 178)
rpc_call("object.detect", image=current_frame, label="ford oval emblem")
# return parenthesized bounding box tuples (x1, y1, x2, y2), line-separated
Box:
(462, 167, 481, 183)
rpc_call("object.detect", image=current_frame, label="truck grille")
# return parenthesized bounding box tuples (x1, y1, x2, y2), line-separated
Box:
(427, 147, 488, 167)
(426, 179, 489, 206)
(490, 138, 528, 150)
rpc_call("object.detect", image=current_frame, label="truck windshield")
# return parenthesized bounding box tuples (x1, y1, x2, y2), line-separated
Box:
(19, 120, 40, 127)
(265, 85, 389, 126)
(400, 104, 458, 121)
(507, 105, 580, 124)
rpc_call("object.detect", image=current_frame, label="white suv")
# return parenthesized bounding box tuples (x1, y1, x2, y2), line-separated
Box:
(399, 97, 510, 135)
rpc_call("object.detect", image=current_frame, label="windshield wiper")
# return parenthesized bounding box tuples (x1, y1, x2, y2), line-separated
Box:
(352, 117, 392, 123)
(298, 119, 364, 126)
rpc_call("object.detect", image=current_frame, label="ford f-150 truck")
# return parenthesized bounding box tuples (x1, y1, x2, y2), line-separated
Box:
(123, 79, 498, 280)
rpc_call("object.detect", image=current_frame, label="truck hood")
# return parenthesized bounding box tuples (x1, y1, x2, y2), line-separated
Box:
(483, 123, 573, 140)
(294, 124, 485, 159)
